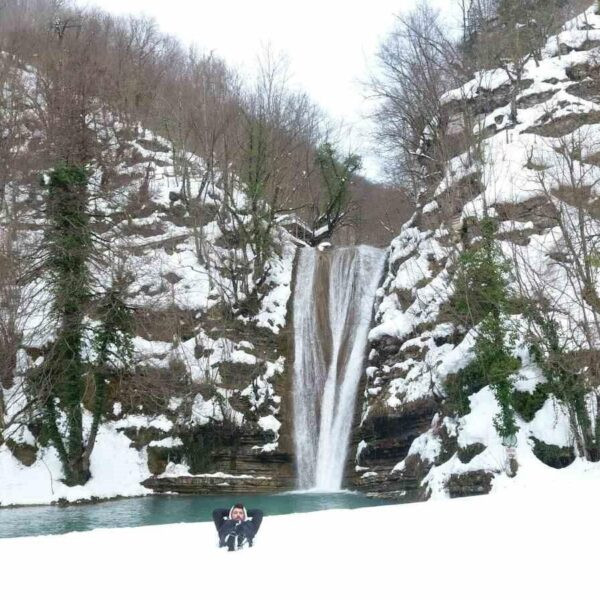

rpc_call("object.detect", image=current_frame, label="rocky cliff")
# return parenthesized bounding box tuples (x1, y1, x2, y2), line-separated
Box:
(351, 4, 600, 500)
(0, 110, 301, 505)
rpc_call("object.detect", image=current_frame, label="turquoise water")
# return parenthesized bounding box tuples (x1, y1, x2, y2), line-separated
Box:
(0, 492, 395, 539)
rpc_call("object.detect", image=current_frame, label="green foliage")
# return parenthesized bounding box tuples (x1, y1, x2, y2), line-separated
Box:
(93, 277, 135, 370)
(313, 141, 361, 240)
(528, 311, 593, 456)
(243, 118, 269, 204)
(223, 114, 277, 309)
(512, 385, 548, 422)
(451, 218, 511, 325)
(445, 218, 520, 440)
(492, 379, 519, 439)
(47, 163, 92, 310)
(585, 252, 600, 270)
(88, 275, 135, 459)
(444, 362, 487, 417)
(478, 314, 520, 439)
(179, 421, 240, 474)
(42, 162, 92, 485)
(29, 163, 134, 486)
(530, 436, 575, 469)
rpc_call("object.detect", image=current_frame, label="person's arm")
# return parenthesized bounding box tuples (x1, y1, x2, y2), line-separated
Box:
(246, 509, 263, 533)
(212, 508, 229, 530)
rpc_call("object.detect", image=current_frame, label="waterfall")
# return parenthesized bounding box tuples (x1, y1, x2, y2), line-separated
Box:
(292, 245, 385, 491)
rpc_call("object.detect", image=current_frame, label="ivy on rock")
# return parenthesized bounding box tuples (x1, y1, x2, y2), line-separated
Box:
(26, 163, 134, 486)
(445, 217, 520, 440)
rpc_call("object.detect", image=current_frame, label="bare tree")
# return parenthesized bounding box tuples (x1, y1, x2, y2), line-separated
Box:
(369, 2, 471, 198)
(505, 127, 600, 458)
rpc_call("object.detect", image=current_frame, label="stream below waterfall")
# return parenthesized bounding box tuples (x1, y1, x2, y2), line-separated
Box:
(0, 492, 394, 539)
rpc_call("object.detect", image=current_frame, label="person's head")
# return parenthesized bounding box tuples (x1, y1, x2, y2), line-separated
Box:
(229, 503, 246, 522)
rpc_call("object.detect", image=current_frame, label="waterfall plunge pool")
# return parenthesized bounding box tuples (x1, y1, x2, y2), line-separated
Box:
(0, 491, 396, 539)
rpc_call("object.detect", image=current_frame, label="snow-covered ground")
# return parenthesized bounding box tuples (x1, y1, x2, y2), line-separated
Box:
(1, 471, 599, 600)
(0, 417, 151, 507)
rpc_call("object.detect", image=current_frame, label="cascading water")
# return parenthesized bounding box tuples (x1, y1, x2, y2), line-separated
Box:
(292, 245, 385, 491)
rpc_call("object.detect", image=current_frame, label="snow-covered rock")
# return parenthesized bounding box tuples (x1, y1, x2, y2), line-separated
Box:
(352, 2, 600, 501)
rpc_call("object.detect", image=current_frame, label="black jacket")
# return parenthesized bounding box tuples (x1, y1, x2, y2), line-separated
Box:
(212, 508, 263, 541)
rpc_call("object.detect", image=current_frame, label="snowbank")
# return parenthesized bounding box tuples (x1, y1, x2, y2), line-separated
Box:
(0, 422, 150, 507)
(1, 476, 599, 600)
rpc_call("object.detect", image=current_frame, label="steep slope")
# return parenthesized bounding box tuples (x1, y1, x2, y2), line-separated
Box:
(0, 86, 298, 505)
(352, 4, 600, 500)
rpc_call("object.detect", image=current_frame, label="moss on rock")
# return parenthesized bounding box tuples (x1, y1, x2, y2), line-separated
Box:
(531, 436, 575, 469)
(457, 442, 486, 464)
(447, 470, 494, 498)
(6, 439, 38, 466)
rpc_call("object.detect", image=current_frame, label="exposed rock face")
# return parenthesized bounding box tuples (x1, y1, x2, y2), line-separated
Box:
(446, 471, 494, 498)
(6, 439, 37, 467)
(139, 254, 298, 494)
(351, 454, 431, 503)
(349, 4, 600, 502)
(358, 399, 439, 469)
(142, 472, 292, 494)
(457, 443, 486, 464)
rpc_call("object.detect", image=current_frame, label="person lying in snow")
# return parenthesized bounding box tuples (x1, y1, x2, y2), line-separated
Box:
(212, 503, 263, 551)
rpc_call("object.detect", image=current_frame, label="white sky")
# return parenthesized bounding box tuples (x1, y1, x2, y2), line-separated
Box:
(87, 0, 460, 180)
